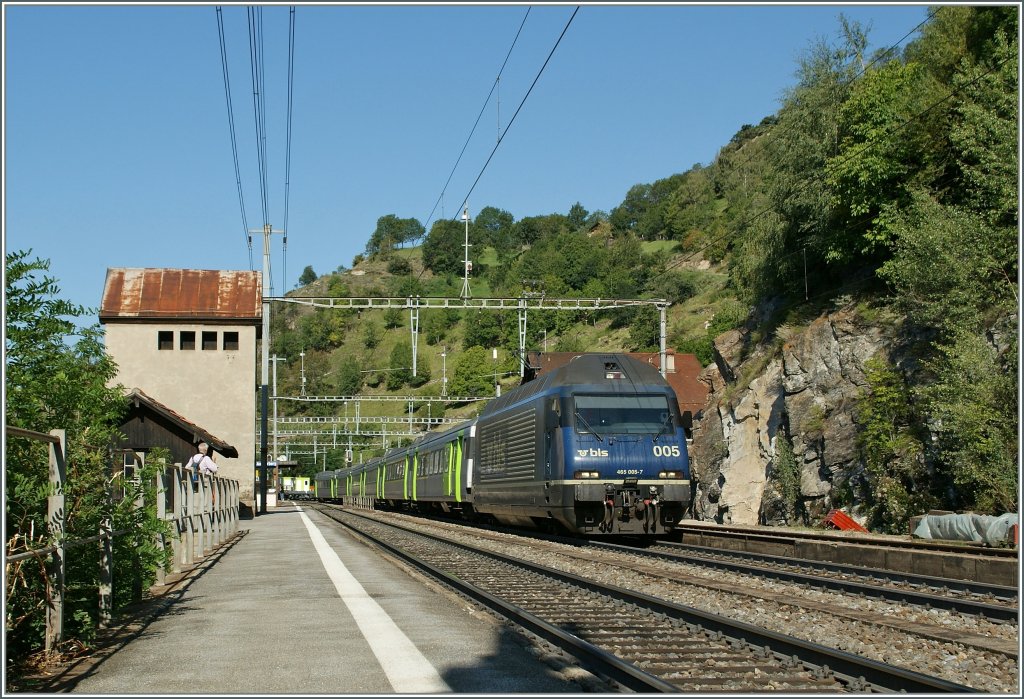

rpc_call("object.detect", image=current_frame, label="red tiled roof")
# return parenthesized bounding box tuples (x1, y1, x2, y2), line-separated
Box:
(524, 350, 709, 416)
(100, 268, 261, 322)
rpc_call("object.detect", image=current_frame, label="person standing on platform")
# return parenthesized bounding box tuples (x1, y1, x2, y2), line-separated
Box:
(186, 442, 219, 503)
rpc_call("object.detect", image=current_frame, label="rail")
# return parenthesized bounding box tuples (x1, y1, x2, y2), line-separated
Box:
(5, 426, 240, 653)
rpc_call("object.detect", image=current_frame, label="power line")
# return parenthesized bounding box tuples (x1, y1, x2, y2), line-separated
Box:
(658, 28, 1014, 282)
(723, 8, 939, 180)
(653, 11, 941, 276)
(454, 6, 580, 219)
(421, 7, 531, 233)
(283, 6, 296, 292)
(247, 6, 270, 236)
(216, 6, 254, 270)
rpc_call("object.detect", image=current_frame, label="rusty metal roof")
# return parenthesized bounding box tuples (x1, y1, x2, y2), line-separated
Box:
(100, 268, 262, 323)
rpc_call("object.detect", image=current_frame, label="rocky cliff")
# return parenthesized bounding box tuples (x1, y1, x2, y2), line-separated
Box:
(689, 301, 893, 526)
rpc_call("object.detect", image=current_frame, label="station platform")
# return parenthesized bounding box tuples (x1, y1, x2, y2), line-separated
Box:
(52, 503, 592, 694)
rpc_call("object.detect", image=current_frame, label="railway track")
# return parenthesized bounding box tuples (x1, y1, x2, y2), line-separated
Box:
(672, 521, 1019, 559)
(608, 540, 1019, 621)
(311, 504, 977, 693)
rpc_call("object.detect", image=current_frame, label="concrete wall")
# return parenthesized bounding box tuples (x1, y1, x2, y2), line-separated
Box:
(105, 322, 256, 505)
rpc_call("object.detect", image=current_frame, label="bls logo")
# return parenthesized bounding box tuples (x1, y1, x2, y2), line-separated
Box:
(577, 448, 609, 458)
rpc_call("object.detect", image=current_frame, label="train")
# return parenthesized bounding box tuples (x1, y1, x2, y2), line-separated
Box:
(313, 353, 692, 536)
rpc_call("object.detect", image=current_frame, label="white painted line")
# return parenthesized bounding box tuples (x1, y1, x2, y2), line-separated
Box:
(298, 509, 450, 693)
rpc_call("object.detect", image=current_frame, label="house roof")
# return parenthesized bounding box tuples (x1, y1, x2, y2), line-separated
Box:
(100, 268, 261, 323)
(123, 388, 239, 458)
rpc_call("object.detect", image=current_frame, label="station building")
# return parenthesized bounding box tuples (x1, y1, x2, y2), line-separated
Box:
(100, 268, 261, 511)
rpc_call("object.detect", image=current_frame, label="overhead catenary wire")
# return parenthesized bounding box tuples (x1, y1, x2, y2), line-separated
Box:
(421, 6, 532, 234)
(216, 6, 254, 270)
(283, 5, 296, 291)
(454, 6, 580, 220)
(247, 5, 274, 294)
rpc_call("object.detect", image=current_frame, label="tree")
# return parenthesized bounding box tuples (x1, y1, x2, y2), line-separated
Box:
(298, 265, 317, 286)
(421, 219, 465, 276)
(383, 307, 404, 329)
(449, 346, 493, 397)
(473, 206, 514, 248)
(948, 25, 1018, 229)
(362, 320, 382, 349)
(5, 250, 168, 659)
(335, 355, 363, 396)
(627, 305, 660, 352)
(823, 59, 932, 263)
(462, 310, 503, 350)
(386, 341, 413, 390)
(567, 202, 589, 230)
(855, 358, 933, 533)
(365, 214, 425, 257)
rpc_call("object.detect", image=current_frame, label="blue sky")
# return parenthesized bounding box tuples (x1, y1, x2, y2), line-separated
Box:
(4, 2, 930, 328)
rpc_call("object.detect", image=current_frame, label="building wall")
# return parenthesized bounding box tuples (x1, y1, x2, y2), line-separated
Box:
(105, 322, 256, 503)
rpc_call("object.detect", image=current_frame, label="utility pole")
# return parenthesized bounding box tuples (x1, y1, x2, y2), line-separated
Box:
(252, 223, 284, 515)
(271, 355, 286, 475)
(300, 350, 307, 396)
(460, 207, 472, 299)
(441, 346, 448, 397)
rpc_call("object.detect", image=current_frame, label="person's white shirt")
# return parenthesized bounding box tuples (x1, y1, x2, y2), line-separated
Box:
(187, 452, 219, 475)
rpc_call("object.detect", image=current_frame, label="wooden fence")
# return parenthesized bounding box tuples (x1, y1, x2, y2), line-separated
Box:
(5, 426, 241, 654)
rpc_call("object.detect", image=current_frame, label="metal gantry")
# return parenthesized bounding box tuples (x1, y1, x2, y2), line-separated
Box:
(263, 294, 672, 467)
(270, 295, 671, 378)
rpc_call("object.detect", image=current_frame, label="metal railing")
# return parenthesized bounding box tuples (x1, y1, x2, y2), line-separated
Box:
(5, 426, 240, 653)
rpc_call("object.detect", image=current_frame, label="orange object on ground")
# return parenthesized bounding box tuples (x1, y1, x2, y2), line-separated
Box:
(823, 509, 869, 533)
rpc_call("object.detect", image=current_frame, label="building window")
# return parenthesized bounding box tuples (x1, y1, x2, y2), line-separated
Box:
(202, 331, 218, 350)
(158, 331, 173, 350)
(180, 331, 196, 350)
(223, 331, 239, 351)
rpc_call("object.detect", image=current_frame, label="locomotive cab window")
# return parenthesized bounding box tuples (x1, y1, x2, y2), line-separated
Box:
(573, 395, 673, 436)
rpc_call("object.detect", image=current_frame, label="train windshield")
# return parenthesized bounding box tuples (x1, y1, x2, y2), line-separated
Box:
(573, 395, 673, 436)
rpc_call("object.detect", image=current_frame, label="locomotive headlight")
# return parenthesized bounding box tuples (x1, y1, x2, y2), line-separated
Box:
(573, 470, 600, 479)
(658, 470, 683, 479)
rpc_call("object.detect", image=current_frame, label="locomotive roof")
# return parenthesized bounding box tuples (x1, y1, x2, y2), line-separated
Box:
(480, 353, 669, 417)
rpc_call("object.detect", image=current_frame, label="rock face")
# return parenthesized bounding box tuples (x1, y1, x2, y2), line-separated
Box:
(690, 304, 890, 526)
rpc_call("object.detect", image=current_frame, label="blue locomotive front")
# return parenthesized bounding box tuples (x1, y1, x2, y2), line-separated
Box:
(562, 390, 690, 534)
(471, 354, 692, 536)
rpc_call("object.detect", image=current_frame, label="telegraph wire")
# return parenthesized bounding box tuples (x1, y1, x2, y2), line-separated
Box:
(421, 6, 531, 234)
(216, 6, 254, 270)
(722, 8, 939, 184)
(283, 6, 296, 292)
(247, 5, 274, 294)
(454, 6, 579, 220)
(657, 42, 1015, 283)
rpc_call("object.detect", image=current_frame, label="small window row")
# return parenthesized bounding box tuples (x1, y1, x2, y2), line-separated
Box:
(158, 330, 239, 351)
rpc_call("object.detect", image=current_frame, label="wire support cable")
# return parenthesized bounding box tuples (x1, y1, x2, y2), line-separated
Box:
(454, 6, 579, 219)
(658, 45, 1015, 281)
(723, 8, 939, 180)
(247, 6, 271, 240)
(282, 5, 296, 292)
(421, 6, 532, 233)
(247, 5, 275, 296)
(216, 6, 254, 270)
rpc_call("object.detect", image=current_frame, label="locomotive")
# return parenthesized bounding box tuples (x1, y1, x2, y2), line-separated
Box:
(314, 353, 692, 536)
